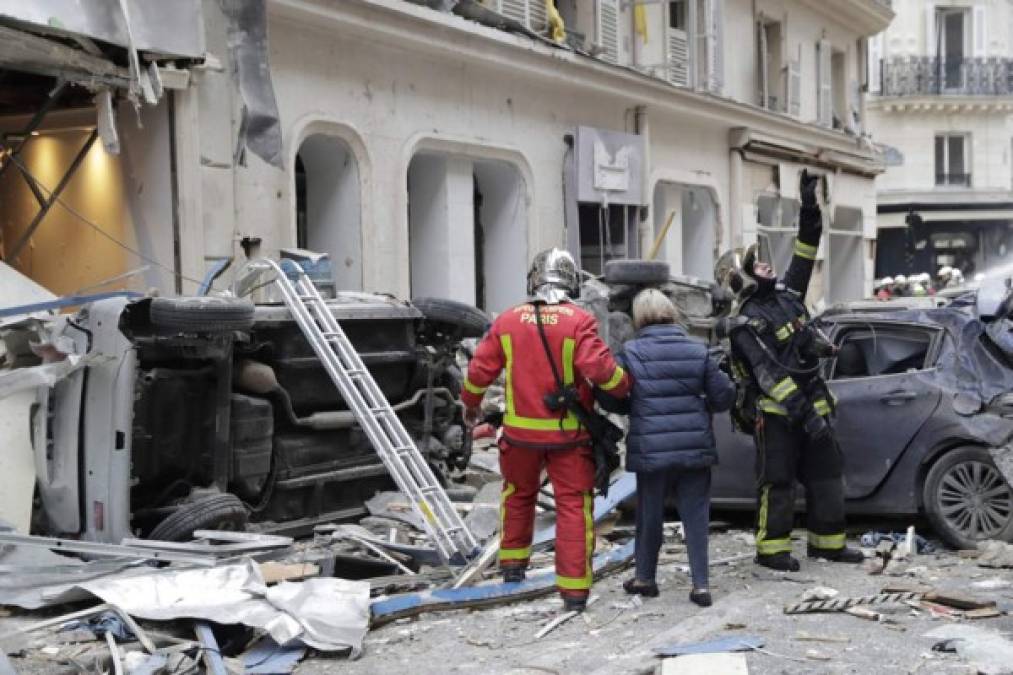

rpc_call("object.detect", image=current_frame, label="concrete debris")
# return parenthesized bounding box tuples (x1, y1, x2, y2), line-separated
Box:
(977, 539, 1013, 568)
(925, 624, 1013, 675)
(659, 653, 749, 675)
(801, 586, 839, 601)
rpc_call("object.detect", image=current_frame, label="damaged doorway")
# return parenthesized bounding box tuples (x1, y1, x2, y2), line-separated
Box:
(295, 134, 362, 291)
(407, 153, 527, 313)
(652, 182, 717, 279)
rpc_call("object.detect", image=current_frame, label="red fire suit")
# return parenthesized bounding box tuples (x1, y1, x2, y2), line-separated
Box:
(461, 301, 630, 598)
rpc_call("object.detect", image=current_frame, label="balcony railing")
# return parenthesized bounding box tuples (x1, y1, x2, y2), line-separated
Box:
(935, 173, 972, 187)
(880, 56, 1013, 97)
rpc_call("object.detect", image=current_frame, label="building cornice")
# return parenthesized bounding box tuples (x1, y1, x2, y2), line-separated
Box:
(797, 0, 894, 37)
(868, 96, 1013, 114)
(268, 0, 880, 165)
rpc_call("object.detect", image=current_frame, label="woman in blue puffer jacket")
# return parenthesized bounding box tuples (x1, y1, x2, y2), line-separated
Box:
(605, 289, 735, 607)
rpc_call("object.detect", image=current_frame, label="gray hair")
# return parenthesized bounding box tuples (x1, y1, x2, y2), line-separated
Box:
(632, 288, 682, 330)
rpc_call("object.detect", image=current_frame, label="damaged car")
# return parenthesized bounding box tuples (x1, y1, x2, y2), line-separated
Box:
(710, 286, 1013, 549)
(19, 254, 488, 543)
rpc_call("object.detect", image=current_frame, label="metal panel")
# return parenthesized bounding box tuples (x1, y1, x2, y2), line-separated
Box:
(0, 0, 204, 58)
(574, 126, 645, 206)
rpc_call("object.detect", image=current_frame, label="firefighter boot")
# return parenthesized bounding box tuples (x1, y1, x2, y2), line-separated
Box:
(807, 546, 865, 563)
(562, 594, 587, 612)
(755, 552, 801, 572)
(501, 565, 527, 583)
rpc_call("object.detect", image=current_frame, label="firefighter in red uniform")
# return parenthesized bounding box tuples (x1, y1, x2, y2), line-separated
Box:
(461, 248, 630, 612)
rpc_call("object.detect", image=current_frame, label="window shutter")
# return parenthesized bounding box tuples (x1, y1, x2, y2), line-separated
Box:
(817, 39, 832, 127)
(925, 3, 937, 57)
(786, 59, 801, 117)
(973, 4, 987, 58)
(490, 0, 546, 34)
(758, 22, 768, 107)
(709, 0, 724, 93)
(598, 0, 620, 63)
(668, 26, 690, 86)
(868, 34, 882, 94)
(848, 79, 861, 132)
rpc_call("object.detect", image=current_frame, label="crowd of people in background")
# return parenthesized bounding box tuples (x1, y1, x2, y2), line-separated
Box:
(873, 265, 978, 300)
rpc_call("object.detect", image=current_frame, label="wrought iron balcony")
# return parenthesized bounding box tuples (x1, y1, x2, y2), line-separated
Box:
(935, 173, 972, 187)
(880, 56, 1013, 97)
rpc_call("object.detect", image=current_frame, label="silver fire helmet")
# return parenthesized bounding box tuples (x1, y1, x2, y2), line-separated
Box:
(714, 243, 762, 300)
(527, 248, 579, 304)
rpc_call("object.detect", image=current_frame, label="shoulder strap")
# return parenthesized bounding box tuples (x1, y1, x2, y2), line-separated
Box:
(534, 303, 565, 390)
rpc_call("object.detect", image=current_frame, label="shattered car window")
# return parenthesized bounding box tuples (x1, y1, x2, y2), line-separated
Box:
(832, 326, 934, 379)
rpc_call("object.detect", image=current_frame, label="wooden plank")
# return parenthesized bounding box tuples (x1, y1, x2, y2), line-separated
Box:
(258, 562, 320, 584)
(0, 25, 129, 87)
(922, 591, 995, 610)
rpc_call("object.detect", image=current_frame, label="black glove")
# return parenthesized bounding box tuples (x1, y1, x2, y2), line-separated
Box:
(800, 170, 819, 210)
(802, 407, 832, 443)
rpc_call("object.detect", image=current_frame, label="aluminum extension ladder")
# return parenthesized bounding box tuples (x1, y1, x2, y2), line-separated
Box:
(243, 259, 478, 565)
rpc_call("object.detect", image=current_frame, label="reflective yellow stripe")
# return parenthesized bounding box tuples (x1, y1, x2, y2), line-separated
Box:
(500, 334, 581, 431)
(557, 493, 594, 591)
(814, 398, 832, 416)
(794, 240, 817, 260)
(758, 398, 788, 415)
(499, 483, 531, 562)
(756, 484, 769, 550)
(808, 532, 846, 549)
(757, 537, 794, 555)
(463, 377, 488, 396)
(599, 366, 625, 392)
(500, 546, 531, 561)
(775, 325, 793, 342)
(770, 377, 798, 402)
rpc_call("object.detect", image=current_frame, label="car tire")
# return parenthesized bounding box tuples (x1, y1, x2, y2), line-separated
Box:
(923, 446, 1013, 549)
(603, 260, 670, 285)
(412, 297, 490, 338)
(148, 494, 249, 542)
(150, 296, 255, 333)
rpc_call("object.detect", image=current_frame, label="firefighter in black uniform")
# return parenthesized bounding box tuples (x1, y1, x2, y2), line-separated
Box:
(716, 171, 863, 572)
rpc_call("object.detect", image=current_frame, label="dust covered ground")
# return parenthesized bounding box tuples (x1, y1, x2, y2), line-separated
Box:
(300, 520, 1013, 675)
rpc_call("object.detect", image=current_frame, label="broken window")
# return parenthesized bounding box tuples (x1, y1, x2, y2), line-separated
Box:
(294, 133, 362, 291)
(578, 203, 638, 276)
(832, 326, 935, 379)
(407, 153, 527, 312)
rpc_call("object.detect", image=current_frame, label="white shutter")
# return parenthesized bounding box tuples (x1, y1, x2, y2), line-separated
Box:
(786, 59, 801, 117)
(848, 79, 861, 132)
(667, 27, 690, 86)
(925, 3, 937, 56)
(598, 0, 620, 63)
(709, 0, 724, 93)
(490, 0, 546, 33)
(817, 39, 832, 127)
(973, 4, 987, 58)
(758, 22, 768, 107)
(868, 34, 883, 94)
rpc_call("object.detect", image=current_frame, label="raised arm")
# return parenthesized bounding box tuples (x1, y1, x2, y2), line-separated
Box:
(782, 171, 823, 298)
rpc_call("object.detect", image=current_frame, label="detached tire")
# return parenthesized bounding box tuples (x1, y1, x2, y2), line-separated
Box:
(604, 260, 670, 285)
(412, 297, 490, 338)
(923, 446, 1013, 549)
(148, 494, 249, 542)
(150, 296, 255, 333)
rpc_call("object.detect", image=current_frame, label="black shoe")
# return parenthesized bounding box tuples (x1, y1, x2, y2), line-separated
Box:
(808, 545, 864, 563)
(689, 589, 712, 607)
(755, 552, 801, 572)
(622, 578, 659, 598)
(501, 566, 526, 583)
(562, 595, 587, 612)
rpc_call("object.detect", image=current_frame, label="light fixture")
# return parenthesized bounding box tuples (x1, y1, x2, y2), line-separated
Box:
(30, 131, 40, 136)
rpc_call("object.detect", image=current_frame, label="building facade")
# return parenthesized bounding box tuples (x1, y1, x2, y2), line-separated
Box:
(867, 0, 1013, 280)
(0, 0, 893, 310)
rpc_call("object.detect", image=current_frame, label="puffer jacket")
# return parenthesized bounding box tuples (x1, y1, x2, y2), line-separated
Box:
(613, 324, 735, 473)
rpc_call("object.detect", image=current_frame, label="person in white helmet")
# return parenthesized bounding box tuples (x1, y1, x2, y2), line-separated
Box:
(892, 274, 909, 297)
(877, 277, 894, 301)
(950, 269, 964, 287)
(937, 266, 954, 291)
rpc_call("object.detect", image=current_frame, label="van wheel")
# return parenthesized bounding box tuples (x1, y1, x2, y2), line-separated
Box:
(412, 297, 490, 338)
(150, 296, 255, 333)
(148, 494, 249, 542)
(923, 446, 1013, 549)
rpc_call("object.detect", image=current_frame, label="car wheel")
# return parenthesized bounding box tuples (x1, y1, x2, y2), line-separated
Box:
(150, 296, 255, 333)
(148, 493, 249, 542)
(603, 260, 670, 285)
(412, 297, 490, 338)
(923, 446, 1013, 549)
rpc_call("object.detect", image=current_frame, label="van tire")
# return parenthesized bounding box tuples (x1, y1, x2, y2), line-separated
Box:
(150, 297, 255, 333)
(412, 297, 490, 338)
(148, 494, 249, 542)
(604, 260, 671, 285)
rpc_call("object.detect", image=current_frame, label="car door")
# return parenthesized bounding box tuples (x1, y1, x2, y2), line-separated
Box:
(710, 410, 757, 505)
(828, 321, 943, 499)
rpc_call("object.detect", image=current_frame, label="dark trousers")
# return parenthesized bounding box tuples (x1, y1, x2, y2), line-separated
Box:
(634, 467, 712, 589)
(754, 412, 846, 555)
